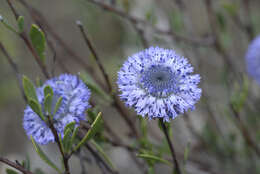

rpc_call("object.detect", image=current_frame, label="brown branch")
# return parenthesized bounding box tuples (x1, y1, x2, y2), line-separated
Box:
(0, 157, 34, 174)
(0, 42, 27, 102)
(160, 119, 182, 174)
(230, 104, 260, 157)
(6, 0, 50, 79)
(204, 0, 236, 74)
(86, 0, 213, 46)
(47, 117, 71, 174)
(76, 21, 139, 138)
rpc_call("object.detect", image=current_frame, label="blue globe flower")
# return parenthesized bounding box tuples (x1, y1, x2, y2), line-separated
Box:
(117, 47, 201, 122)
(23, 74, 91, 145)
(246, 35, 260, 84)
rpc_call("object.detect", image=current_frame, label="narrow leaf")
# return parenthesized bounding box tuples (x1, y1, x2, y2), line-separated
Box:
(63, 128, 73, 153)
(44, 85, 53, 98)
(23, 76, 38, 101)
(44, 94, 52, 116)
(90, 140, 117, 170)
(29, 99, 45, 121)
(54, 97, 63, 115)
(137, 153, 172, 166)
(30, 24, 46, 62)
(74, 112, 102, 151)
(17, 16, 24, 33)
(31, 137, 62, 173)
(6, 169, 18, 174)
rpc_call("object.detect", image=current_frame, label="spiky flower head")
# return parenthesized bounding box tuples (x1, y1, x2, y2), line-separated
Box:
(246, 35, 260, 84)
(117, 47, 201, 122)
(23, 74, 91, 145)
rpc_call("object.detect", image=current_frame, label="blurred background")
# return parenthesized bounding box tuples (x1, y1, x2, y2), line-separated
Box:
(0, 0, 260, 173)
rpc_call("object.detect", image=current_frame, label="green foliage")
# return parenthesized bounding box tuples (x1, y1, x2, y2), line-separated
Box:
(31, 137, 62, 173)
(231, 76, 249, 112)
(91, 140, 117, 171)
(221, 2, 238, 16)
(137, 153, 172, 166)
(169, 10, 183, 32)
(21, 155, 31, 171)
(5, 169, 18, 174)
(54, 97, 63, 115)
(29, 24, 46, 62)
(74, 112, 103, 151)
(17, 16, 25, 33)
(62, 122, 79, 153)
(23, 76, 38, 102)
(80, 72, 112, 102)
(34, 168, 45, 174)
(28, 99, 45, 121)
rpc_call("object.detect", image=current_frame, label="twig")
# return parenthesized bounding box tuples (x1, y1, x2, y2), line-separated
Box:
(230, 104, 260, 157)
(242, 0, 254, 40)
(0, 157, 34, 174)
(6, 0, 50, 79)
(47, 117, 71, 174)
(76, 21, 139, 138)
(85, 143, 118, 174)
(159, 119, 182, 174)
(17, 0, 95, 73)
(0, 42, 27, 101)
(204, 0, 236, 74)
(85, 0, 213, 46)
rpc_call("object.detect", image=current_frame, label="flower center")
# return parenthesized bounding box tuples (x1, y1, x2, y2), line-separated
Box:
(140, 65, 178, 97)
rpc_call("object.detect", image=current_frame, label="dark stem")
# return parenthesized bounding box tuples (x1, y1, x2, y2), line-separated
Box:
(230, 104, 260, 157)
(47, 117, 71, 174)
(0, 157, 34, 174)
(6, 0, 50, 79)
(159, 119, 181, 174)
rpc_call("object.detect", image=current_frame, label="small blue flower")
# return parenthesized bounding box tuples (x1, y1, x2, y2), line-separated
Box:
(246, 35, 260, 84)
(117, 47, 201, 122)
(23, 74, 91, 145)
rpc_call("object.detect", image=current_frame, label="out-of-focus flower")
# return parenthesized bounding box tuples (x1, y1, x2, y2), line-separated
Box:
(23, 74, 91, 145)
(246, 35, 260, 84)
(117, 47, 201, 122)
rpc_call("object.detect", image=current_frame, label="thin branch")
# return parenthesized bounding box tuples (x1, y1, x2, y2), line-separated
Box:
(0, 157, 34, 174)
(160, 119, 182, 174)
(17, 0, 95, 73)
(85, 0, 213, 46)
(230, 104, 260, 157)
(6, 0, 50, 79)
(76, 21, 139, 138)
(204, 0, 236, 74)
(242, 0, 254, 40)
(47, 117, 71, 174)
(0, 42, 27, 101)
(85, 143, 119, 174)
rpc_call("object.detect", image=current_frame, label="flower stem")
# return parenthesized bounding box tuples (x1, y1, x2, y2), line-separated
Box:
(159, 119, 182, 174)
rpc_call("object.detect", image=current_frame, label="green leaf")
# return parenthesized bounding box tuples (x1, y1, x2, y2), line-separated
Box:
(63, 122, 76, 153)
(54, 97, 63, 115)
(23, 76, 38, 101)
(0, 15, 18, 34)
(31, 137, 62, 173)
(30, 24, 46, 62)
(44, 94, 52, 116)
(79, 72, 112, 102)
(21, 155, 30, 170)
(222, 2, 238, 16)
(90, 140, 117, 171)
(17, 16, 24, 33)
(6, 169, 18, 174)
(183, 142, 190, 165)
(44, 85, 53, 98)
(29, 99, 45, 121)
(74, 112, 102, 151)
(137, 153, 172, 166)
(63, 128, 73, 153)
(70, 127, 79, 146)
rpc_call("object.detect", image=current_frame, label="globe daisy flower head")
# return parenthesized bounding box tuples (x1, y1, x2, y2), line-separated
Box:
(23, 74, 91, 145)
(246, 35, 260, 84)
(117, 47, 201, 122)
